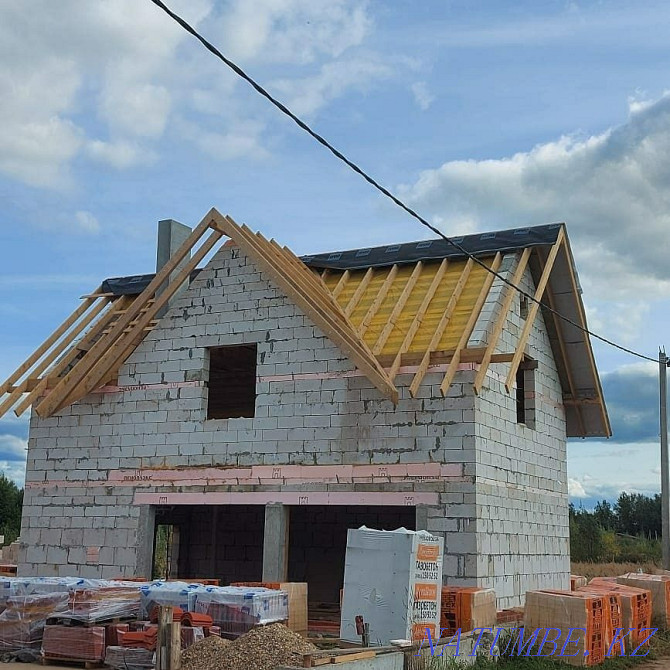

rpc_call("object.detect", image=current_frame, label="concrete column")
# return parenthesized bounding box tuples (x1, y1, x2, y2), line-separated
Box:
(156, 218, 192, 318)
(262, 503, 289, 582)
(415, 504, 429, 532)
(136, 505, 156, 579)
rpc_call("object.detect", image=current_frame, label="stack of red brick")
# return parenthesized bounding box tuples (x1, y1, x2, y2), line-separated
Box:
(439, 587, 496, 635)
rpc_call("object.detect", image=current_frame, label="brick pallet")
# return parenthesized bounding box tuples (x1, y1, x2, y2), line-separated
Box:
(583, 580, 652, 652)
(525, 590, 606, 666)
(440, 587, 496, 635)
(616, 573, 670, 628)
(41, 625, 106, 666)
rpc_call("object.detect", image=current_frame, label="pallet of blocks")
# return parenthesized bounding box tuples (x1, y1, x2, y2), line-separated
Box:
(231, 581, 307, 635)
(525, 590, 606, 666)
(440, 586, 496, 635)
(616, 573, 670, 628)
(571, 576, 588, 591)
(41, 625, 106, 667)
(584, 580, 652, 652)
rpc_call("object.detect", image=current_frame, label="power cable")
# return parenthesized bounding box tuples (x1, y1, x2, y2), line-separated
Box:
(148, 0, 657, 364)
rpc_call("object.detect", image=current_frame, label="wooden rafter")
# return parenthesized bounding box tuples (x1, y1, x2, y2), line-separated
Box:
(440, 253, 503, 396)
(504, 229, 565, 392)
(43, 228, 223, 416)
(35, 211, 217, 417)
(473, 248, 532, 394)
(211, 213, 399, 403)
(372, 262, 423, 356)
(344, 267, 374, 318)
(332, 270, 350, 299)
(388, 259, 448, 380)
(541, 257, 586, 435)
(358, 265, 398, 337)
(409, 258, 474, 397)
(0, 287, 104, 396)
(11, 296, 135, 417)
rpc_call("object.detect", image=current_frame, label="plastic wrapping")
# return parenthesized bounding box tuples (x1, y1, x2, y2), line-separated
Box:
(105, 646, 155, 670)
(139, 581, 205, 618)
(42, 625, 106, 662)
(62, 584, 141, 624)
(194, 586, 288, 636)
(0, 593, 69, 654)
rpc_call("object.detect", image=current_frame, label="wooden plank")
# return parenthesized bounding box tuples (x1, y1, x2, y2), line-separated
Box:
(376, 348, 514, 367)
(542, 259, 586, 435)
(0, 286, 102, 395)
(344, 267, 374, 318)
(473, 248, 531, 394)
(388, 259, 448, 381)
(12, 297, 134, 417)
(409, 258, 474, 397)
(213, 216, 398, 403)
(372, 262, 423, 355)
(35, 212, 214, 417)
(358, 265, 398, 337)
(332, 650, 376, 663)
(504, 230, 565, 392)
(440, 253, 502, 396)
(44, 229, 223, 415)
(560, 235, 611, 436)
(332, 270, 350, 299)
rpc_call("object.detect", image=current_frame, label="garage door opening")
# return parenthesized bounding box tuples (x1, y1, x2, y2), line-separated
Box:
(288, 505, 416, 605)
(153, 505, 264, 584)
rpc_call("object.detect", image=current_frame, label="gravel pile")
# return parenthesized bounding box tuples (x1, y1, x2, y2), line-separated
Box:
(181, 623, 317, 670)
(181, 635, 230, 670)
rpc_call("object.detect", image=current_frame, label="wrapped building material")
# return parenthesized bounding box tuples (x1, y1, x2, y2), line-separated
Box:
(583, 581, 652, 652)
(616, 574, 670, 627)
(193, 586, 288, 636)
(525, 590, 606, 666)
(139, 581, 204, 618)
(105, 646, 155, 670)
(62, 584, 141, 624)
(340, 527, 444, 644)
(440, 587, 496, 634)
(231, 582, 308, 635)
(42, 624, 106, 662)
(0, 592, 68, 654)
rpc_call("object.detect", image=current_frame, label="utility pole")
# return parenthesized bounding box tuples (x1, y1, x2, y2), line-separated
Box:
(661, 348, 669, 570)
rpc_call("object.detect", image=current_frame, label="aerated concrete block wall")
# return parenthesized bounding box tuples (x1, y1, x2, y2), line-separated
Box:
(19, 244, 569, 607)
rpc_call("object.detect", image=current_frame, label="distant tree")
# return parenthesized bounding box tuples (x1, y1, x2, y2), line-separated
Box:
(0, 474, 22, 545)
(594, 500, 616, 530)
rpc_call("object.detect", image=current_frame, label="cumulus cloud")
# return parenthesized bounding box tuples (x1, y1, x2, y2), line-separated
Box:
(400, 94, 670, 298)
(411, 81, 435, 111)
(0, 0, 381, 188)
(272, 57, 392, 117)
(568, 478, 587, 498)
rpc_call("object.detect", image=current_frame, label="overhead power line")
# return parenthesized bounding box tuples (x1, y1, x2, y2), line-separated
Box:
(148, 0, 656, 364)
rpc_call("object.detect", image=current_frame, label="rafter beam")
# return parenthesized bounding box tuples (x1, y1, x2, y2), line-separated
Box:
(344, 267, 374, 318)
(473, 248, 532, 394)
(44, 228, 223, 415)
(440, 253, 503, 396)
(372, 262, 423, 356)
(34, 211, 215, 417)
(12, 296, 135, 417)
(389, 259, 448, 380)
(332, 270, 350, 299)
(0, 287, 103, 395)
(358, 265, 398, 337)
(409, 258, 474, 397)
(505, 229, 565, 392)
(212, 214, 398, 403)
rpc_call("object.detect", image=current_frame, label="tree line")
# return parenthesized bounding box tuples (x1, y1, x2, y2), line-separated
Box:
(570, 492, 661, 562)
(0, 474, 23, 546)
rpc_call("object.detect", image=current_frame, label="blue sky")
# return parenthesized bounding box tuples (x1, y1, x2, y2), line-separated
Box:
(1, 0, 669, 502)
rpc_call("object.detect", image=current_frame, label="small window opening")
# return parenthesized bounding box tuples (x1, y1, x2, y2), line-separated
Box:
(519, 296, 529, 320)
(515, 360, 536, 428)
(207, 345, 257, 419)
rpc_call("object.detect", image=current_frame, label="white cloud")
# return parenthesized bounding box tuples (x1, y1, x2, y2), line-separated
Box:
(272, 57, 392, 117)
(568, 478, 587, 498)
(217, 0, 371, 65)
(74, 211, 101, 235)
(411, 81, 435, 111)
(0, 435, 27, 462)
(400, 93, 670, 301)
(86, 140, 152, 170)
